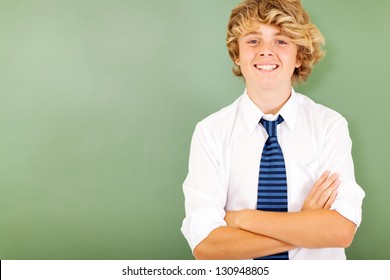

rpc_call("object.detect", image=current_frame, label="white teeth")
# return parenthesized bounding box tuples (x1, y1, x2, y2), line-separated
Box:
(256, 64, 277, 71)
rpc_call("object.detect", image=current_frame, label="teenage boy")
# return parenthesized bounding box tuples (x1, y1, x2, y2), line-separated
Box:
(181, 0, 365, 260)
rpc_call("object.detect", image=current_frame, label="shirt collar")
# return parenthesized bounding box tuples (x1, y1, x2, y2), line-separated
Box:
(241, 88, 299, 133)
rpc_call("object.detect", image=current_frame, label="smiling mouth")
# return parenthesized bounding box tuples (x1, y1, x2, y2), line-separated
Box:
(254, 64, 279, 71)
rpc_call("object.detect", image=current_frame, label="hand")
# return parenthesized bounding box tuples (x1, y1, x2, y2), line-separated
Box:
(302, 171, 340, 211)
(224, 210, 243, 228)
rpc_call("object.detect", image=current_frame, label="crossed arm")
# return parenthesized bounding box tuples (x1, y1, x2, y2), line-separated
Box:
(193, 172, 357, 260)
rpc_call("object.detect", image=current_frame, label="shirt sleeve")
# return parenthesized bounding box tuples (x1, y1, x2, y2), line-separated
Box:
(181, 122, 228, 252)
(319, 116, 365, 227)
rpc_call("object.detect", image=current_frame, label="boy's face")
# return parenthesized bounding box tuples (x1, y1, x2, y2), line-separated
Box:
(236, 23, 301, 91)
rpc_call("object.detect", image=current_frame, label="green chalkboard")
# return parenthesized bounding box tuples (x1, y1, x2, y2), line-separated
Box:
(0, 0, 388, 260)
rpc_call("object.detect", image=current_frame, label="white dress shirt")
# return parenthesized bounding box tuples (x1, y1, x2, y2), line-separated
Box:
(181, 89, 365, 260)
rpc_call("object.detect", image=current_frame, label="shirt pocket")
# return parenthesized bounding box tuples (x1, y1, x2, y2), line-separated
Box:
(288, 158, 320, 212)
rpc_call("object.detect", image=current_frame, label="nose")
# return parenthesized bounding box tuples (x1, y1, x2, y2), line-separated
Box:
(258, 42, 274, 56)
(258, 49, 274, 57)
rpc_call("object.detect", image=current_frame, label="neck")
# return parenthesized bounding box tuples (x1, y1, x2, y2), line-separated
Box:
(246, 84, 292, 115)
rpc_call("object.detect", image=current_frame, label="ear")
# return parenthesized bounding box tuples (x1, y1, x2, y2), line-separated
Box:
(295, 60, 302, 68)
(235, 58, 240, 66)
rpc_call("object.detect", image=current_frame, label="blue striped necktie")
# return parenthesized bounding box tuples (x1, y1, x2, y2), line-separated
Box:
(255, 115, 289, 260)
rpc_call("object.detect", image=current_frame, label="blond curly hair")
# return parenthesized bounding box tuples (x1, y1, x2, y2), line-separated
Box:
(226, 0, 325, 84)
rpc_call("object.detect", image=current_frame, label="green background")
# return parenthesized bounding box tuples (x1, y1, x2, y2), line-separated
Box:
(0, 0, 388, 260)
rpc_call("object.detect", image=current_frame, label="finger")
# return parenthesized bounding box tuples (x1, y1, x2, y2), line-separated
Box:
(324, 189, 338, 209)
(307, 171, 331, 199)
(224, 211, 232, 225)
(312, 172, 338, 203)
(302, 171, 331, 210)
(316, 173, 339, 195)
(316, 178, 340, 207)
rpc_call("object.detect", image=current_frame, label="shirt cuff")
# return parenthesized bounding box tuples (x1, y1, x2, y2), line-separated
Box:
(330, 181, 365, 227)
(181, 208, 227, 253)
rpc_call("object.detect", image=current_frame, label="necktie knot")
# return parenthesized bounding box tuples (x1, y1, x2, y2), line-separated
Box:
(260, 115, 284, 138)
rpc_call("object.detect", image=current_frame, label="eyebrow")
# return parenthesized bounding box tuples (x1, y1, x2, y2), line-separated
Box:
(242, 31, 284, 37)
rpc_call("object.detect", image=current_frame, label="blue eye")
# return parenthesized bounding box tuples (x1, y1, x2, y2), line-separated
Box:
(248, 39, 259, 44)
(276, 40, 287, 45)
